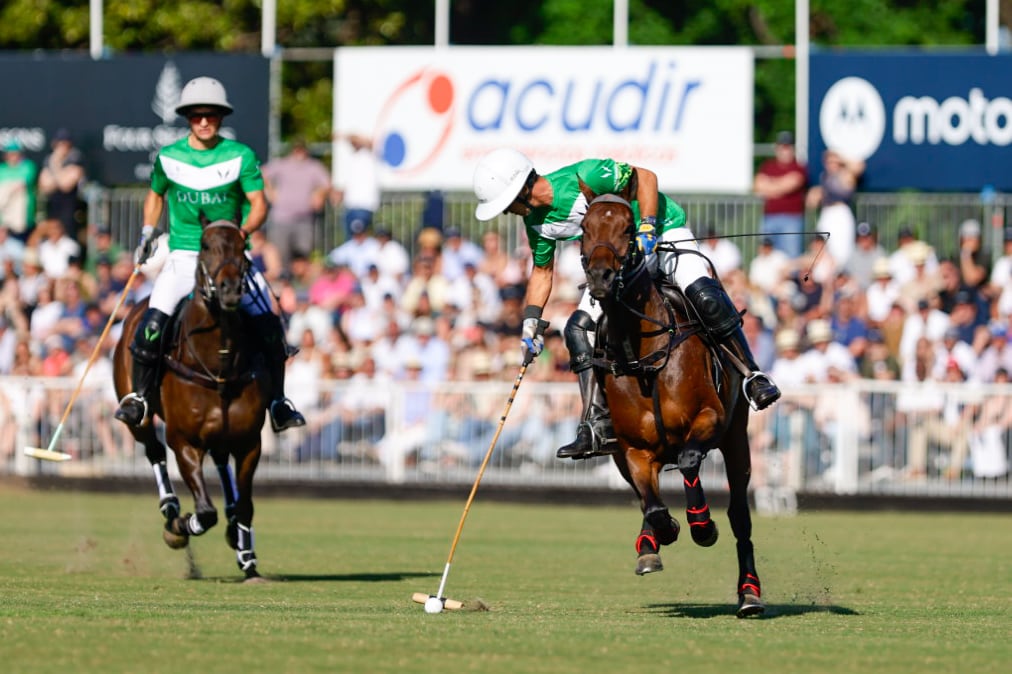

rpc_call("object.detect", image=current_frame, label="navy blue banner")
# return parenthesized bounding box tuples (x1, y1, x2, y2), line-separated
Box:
(0, 53, 269, 186)
(809, 51, 1012, 192)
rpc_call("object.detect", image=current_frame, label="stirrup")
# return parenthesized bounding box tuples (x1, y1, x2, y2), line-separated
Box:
(269, 398, 306, 433)
(742, 373, 781, 412)
(114, 393, 149, 427)
(556, 422, 619, 460)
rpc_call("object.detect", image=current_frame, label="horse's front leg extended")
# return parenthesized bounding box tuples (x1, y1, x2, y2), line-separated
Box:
(681, 464, 719, 547)
(231, 444, 263, 580)
(135, 424, 179, 521)
(622, 451, 678, 576)
(169, 444, 218, 544)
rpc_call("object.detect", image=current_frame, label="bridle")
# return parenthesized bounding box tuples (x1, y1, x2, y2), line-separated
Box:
(581, 194, 647, 304)
(197, 221, 249, 308)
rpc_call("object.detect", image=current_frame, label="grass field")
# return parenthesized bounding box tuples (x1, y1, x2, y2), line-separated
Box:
(0, 485, 1009, 674)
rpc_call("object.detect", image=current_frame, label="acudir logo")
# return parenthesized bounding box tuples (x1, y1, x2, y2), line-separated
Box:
(375, 68, 455, 175)
(818, 76, 886, 161)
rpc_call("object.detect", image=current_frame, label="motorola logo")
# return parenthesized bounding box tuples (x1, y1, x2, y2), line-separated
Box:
(818, 76, 886, 160)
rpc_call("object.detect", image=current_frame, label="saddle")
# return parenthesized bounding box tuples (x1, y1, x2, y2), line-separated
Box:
(157, 297, 262, 396)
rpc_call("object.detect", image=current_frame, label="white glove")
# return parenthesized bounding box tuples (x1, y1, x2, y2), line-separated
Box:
(521, 316, 550, 365)
(134, 225, 157, 264)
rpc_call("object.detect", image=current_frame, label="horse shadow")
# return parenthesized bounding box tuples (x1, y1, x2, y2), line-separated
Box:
(189, 571, 438, 584)
(645, 602, 859, 619)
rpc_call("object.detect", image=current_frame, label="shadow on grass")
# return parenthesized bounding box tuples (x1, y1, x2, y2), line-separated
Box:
(189, 571, 440, 583)
(645, 603, 860, 619)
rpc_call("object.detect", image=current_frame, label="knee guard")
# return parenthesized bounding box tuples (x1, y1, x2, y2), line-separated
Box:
(130, 308, 170, 364)
(683, 277, 741, 341)
(563, 310, 597, 374)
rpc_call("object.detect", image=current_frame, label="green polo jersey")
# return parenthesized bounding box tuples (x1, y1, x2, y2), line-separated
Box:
(150, 137, 263, 252)
(523, 158, 686, 267)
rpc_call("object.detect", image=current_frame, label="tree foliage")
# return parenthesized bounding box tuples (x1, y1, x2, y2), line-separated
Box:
(0, 0, 999, 152)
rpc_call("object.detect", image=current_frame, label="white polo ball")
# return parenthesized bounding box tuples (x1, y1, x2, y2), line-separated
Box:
(424, 596, 444, 614)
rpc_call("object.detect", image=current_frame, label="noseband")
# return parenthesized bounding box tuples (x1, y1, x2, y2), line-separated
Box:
(197, 221, 249, 305)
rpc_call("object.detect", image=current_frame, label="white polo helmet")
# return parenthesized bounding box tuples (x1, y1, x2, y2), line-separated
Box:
(175, 76, 233, 115)
(473, 148, 535, 221)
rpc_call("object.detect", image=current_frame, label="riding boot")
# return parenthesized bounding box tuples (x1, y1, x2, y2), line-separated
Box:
(684, 277, 781, 411)
(556, 368, 619, 460)
(115, 308, 169, 427)
(251, 313, 306, 432)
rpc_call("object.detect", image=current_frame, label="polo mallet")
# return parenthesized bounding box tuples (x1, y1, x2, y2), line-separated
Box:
(24, 265, 142, 461)
(413, 361, 529, 612)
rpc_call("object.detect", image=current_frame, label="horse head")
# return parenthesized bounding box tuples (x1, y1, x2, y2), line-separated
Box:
(196, 210, 249, 312)
(578, 179, 640, 301)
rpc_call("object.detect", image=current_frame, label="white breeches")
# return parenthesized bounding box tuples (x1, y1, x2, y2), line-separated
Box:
(148, 249, 272, 317)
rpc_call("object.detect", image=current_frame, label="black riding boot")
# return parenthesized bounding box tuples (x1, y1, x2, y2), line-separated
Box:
(684, 277, 781, 411)
(556, 368, 619, 460)
(115, 308, 169, 427)
(251, 313, 306, 432)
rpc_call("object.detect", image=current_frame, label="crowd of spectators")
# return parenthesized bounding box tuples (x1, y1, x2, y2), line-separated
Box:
(0, 135, 1008, 479)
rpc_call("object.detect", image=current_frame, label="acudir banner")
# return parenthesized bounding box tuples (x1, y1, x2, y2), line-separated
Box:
(0, 53, 268, 186)
(333, 46, 754, 193)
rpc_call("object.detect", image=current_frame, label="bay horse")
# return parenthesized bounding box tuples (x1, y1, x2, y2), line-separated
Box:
(579, 190, 764, 617)
(113, 215, 270, 581)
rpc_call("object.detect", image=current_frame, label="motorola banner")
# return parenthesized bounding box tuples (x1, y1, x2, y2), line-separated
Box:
(810, 51, 1012, 192)
(0, 53, 269, 186)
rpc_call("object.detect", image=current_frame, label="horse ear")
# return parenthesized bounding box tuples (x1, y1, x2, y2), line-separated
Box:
(577, 176, 597, 203)
(198, 210, 210, 228)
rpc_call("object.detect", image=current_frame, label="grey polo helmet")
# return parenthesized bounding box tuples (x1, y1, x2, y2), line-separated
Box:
(176, 77, 234, 116)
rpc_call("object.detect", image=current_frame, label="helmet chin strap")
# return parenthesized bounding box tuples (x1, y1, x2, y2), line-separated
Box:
(516, 171, 538, 211)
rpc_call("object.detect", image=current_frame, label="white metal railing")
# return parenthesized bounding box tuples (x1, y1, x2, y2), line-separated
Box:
(3, 375, 1009, 502)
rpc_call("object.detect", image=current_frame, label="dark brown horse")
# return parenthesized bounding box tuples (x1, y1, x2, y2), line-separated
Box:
(114, 215, 270, 581)
(579, 191, 764, 617)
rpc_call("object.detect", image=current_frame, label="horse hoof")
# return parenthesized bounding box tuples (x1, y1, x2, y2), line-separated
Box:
(635, 553, 664, 575)
(691, 521, 719, 547)
(243, 574, 267, 584)
(736, 593, 765, 618)
(163, 526, 189, 550)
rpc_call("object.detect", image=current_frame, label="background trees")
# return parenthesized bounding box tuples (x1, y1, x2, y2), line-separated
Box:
(0, 0, 997, 153)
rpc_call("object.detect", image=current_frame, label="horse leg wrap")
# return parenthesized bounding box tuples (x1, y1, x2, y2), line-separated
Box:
(635, 530, 659, 555)
(186, 509, 218, 536)
(644, 506, 680, 546)
(683, 473, 718, 546)
(235, 523, 257, 573)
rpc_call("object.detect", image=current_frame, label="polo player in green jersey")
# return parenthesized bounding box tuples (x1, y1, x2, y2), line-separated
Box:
(473, 149, 780, 460)
(115, 76, 305, 433)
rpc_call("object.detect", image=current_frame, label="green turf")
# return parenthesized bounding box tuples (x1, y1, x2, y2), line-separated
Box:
(0, 486, 1009, 674)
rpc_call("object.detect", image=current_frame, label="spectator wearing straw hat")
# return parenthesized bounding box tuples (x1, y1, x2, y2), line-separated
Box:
(862, 256, 902, 325)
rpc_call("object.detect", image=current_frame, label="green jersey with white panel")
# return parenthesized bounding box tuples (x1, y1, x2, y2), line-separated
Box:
(523, 158, 686, 267)
(150, 137, 263, 252)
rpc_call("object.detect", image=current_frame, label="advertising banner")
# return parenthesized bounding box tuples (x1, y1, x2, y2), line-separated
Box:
(333, 46, 753, 193)
(0, 53, 269, 186)
(810, 51, 1012, 191)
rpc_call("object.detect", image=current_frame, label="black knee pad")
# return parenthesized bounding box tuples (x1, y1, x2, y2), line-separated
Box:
(564, 310, 597, 373)
(130, 308, 170, 363)
(684, 277, 741, 341)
